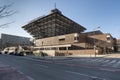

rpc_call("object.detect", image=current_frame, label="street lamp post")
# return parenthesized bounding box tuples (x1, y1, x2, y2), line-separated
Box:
(93, 27, 100, 57)
(94, 45, 96, 57)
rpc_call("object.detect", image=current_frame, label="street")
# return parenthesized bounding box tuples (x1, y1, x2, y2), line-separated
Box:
(0, 54, 120, 80)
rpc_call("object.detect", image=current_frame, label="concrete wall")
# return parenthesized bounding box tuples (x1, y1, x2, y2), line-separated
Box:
(56, 49, 98, 56)
(35, 33, 86, 47)
(42, 50, 55, 56)
(33, 49, 98, 57)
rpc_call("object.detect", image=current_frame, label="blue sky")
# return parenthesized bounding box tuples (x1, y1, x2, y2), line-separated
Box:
(0, 0, 120, 39)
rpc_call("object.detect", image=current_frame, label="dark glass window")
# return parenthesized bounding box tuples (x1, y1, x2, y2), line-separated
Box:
(106, 37, 110, 40)
(59, 38, 65, 41)
(74, 37, 79, 40)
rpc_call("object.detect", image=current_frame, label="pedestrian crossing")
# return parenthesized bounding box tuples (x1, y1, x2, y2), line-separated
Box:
(112, 61, 120, 67)
(103, 60, 117, 66)
(71, 58, 120, 68)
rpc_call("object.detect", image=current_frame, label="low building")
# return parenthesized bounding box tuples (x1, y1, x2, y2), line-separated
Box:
(34, 31, 114, 56)
(0, 33, 34, 50)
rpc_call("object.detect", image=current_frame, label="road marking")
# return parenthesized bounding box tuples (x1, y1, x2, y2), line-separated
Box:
(99, 68, 116, 72)
(19, 56, 51, 64)
(87, 59, 96, 62)
(96, 59, 104, 62)
(17, 70, 24, 74)
(14, 56, 120, 72)
(65, 70, 106, 80)
(11, 56, 49, 68)
(85, 59, 105, 63)
(103, 60, 117, 66)
(112, 61, 120, 67)
(101, 60, 110, 63)
(109, 60, 117, 64)
(25, 58, 49, 68)
(26, 76, 35, 80)
(39, 64, 49, 68)
(11, 67, 34, 80)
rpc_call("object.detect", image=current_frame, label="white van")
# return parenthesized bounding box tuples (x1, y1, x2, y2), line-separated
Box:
(1, 47, 17, 54)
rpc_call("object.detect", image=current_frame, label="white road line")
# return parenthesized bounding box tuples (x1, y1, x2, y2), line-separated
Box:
(94, 59, 101, 61)
(96, 59, 104, 62)
(17, 57, 49, 68)
(26, 76, 35, 80)
(11, 66, 17, 71)
(109, 60, 117, 64)
(112, 60, 120, 67)
(29, 59, 49, 68)
(27, 58, 49, 68)
(99, 68, 116, 72)
(87, 59, 104, 63)
(17, 70, 34, 80)
(88, 59, 97, 62)
(17, 70, 24, 75)
(12, 56, 49, 69)
(101, 60, 110, 63)
(65, 70, 106, 80)
(38, 64, 49, 68)
(103, 60, 117, 66)
(11, 67, 34, 80)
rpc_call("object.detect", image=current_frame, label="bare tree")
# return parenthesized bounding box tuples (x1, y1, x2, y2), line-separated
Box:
(0, 3, 16, 28)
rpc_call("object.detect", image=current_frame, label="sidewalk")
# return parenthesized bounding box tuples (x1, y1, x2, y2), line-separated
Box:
(26, 53, 120, 60)
(103, 53, 120, 58)
(67, 53, 120, 58)
(66, 54, 106, 58)
(0, 61, 31, 80)
(27, 54, 106, 60)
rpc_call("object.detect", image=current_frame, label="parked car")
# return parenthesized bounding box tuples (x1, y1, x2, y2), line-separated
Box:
(1, 47, 10, 54)
(1, 46, 32, 56)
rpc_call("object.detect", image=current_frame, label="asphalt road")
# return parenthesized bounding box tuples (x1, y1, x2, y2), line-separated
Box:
(0, 55, 120, 80)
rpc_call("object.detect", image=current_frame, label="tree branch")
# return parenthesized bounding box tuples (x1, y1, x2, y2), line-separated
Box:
(0, 3, 16, 19)
(0, 21, 14, 28)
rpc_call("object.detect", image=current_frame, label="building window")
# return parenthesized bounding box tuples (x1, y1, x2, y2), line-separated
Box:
(59, 38, 65, 41)
(74, 33, 79, 42)
(106, 37, 111, 40)
(106, 35, 111, 43)
(59, 47, 66, 50)
(59, 36, 65, 41)
(74, 36, 79, 42)
(74, 36, 79, 40)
